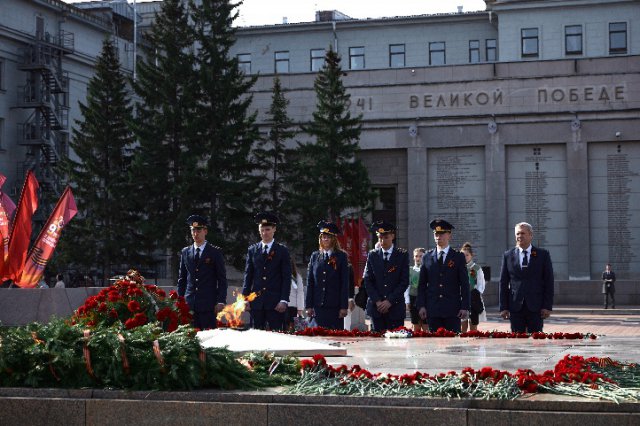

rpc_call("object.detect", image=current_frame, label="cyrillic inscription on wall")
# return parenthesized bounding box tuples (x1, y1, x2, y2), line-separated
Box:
(507, 145, 567, 278)
(588, 143, 640, 278)
(428, 147, 485, 262)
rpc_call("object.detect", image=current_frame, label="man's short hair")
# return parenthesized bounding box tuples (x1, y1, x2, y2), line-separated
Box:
(515, 222, 533, 233)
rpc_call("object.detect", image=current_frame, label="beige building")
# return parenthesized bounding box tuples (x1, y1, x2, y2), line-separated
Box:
(229, 0, 640, 280)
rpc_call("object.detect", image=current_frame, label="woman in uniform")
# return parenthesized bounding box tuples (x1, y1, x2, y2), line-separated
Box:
(306, 221, 349, 329)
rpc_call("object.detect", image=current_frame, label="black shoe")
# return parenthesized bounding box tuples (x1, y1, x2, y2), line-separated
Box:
(604, 306, 608, 309)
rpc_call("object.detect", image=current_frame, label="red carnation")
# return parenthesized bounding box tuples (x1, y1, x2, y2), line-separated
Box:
(127, 300, 141, 313)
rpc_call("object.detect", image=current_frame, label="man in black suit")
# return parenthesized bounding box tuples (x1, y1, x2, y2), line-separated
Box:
(242, 212, 291, 330)
(417, 219, 469, 333)
(362, 221, 409, 332)
(602, 263, 616, 309)
(177, 215, 228, 329)
(499, 222, 554, 333)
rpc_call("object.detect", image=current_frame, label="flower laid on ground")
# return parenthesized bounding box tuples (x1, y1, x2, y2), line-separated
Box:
(71, 269, 192, 332)
(288, 354, 640, 402)
(384, 329, 413, 338)
(292, 326, 597, 340)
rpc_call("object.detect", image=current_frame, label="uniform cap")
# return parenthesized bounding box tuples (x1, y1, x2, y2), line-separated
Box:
(430, 219, 454, 234)
(369, 220, 396, 234)
(254, 212, 279, 226)
(186, 214, 208, 229)
(317, 220, 341, 236)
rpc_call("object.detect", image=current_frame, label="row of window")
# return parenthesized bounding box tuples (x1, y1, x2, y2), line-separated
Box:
(522, 22, 628, 57)
(237, 21, 629, 74)
(237, 39, 497, 74)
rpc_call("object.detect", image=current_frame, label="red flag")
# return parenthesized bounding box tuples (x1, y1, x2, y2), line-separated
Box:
(2, 171, 39, 282)
(0, 174, 17, 265)
(342, 218, 354, 261)
(335, 216, 346, 248)
(15, 187, 77, 288)
(354, 217, 370, 286)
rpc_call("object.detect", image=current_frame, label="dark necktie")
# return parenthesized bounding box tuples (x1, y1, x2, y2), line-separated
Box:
(522, 250, 529, 268)
(263, 245, 269, 256)
(194, 247, 201, 264)
(324, 252, 329, 261)
(383, 251, 389, 263)
(438, 251, 444, 266)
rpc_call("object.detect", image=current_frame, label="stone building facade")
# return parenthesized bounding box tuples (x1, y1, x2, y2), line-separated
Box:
(229, 0, 640, 280)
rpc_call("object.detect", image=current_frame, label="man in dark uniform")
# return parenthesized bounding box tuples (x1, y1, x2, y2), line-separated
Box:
(602, 263, 616, 309)
(177, 215, 228, 329)
(417, 219, 469, 333)
(362, 221, 409, 332)
(242, 212, 291, 330)
(499, 222, 554, 333)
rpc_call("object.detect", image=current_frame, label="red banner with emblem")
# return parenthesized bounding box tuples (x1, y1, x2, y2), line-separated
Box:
(0, 174, 17, 267)
(1, 171, 39, 282)
(14, 186, 77, 288)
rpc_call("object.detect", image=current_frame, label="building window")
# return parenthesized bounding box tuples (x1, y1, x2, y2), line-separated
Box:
(237, 53, 251, 74)
(349, 47, 365, 70)
(274, 51, 289, 73)
(310, 48, 325, 72)
(469, 40, 480, 63)
(429, 42, 445, 65)
(609, 22, 627, 54)
(486, 39, 497, 62)
(389, 44, 405, 68)
(521, 28, 539, 57)
(565, 25, 583, 55)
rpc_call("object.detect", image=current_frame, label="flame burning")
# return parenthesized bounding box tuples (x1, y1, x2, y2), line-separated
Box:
(216, 291, 258, 328)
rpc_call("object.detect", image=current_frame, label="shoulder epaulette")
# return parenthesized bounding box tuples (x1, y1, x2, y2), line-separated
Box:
(396, 248, 407, 254)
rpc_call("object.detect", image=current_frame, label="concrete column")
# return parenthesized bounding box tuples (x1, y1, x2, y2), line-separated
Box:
(566, 133, 591, 279)
(406, 147, 429, 252)
(485, 131, 508, 283)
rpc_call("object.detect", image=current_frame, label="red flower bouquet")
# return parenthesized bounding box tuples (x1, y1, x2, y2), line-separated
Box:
(72, 269, 192, 332)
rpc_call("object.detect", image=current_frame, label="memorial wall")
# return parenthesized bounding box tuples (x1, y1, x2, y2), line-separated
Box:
(507, 145, 568, 278)
(588, 142, 640, 279)
(428, 147, 486, 265)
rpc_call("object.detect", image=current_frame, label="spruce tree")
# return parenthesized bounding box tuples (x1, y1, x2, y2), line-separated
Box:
(253, 76, 297, 243)
(130, 0, 200, 273)
(190, 0, 261, 267)
(292, 47, 375, 255)
(58, 38, 141, 282)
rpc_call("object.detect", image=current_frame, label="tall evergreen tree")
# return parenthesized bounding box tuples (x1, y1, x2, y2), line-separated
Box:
(190, 0, 261, 267)
(291, 47, 375, 255)
(58, 38, 141, 281)
(253, 76, 297, 242)
(130, 0, 201, 273)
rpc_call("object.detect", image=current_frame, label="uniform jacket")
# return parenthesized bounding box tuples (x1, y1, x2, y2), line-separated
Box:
(177, 243, 227, 312)
(242, 241, 291, 310)
(417, 248, 470, 318)
(306, 250, 349, 310)
(499, 246, 554, 312)
(362, 247, 409, 319)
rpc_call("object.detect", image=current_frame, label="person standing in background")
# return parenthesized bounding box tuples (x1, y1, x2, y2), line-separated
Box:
(460, 242, 485, 332)
(286, 257, 305, 330)
(405, 247, 427, 332)
(54, 274, 65, 288)
(602, 263, 616, 309)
